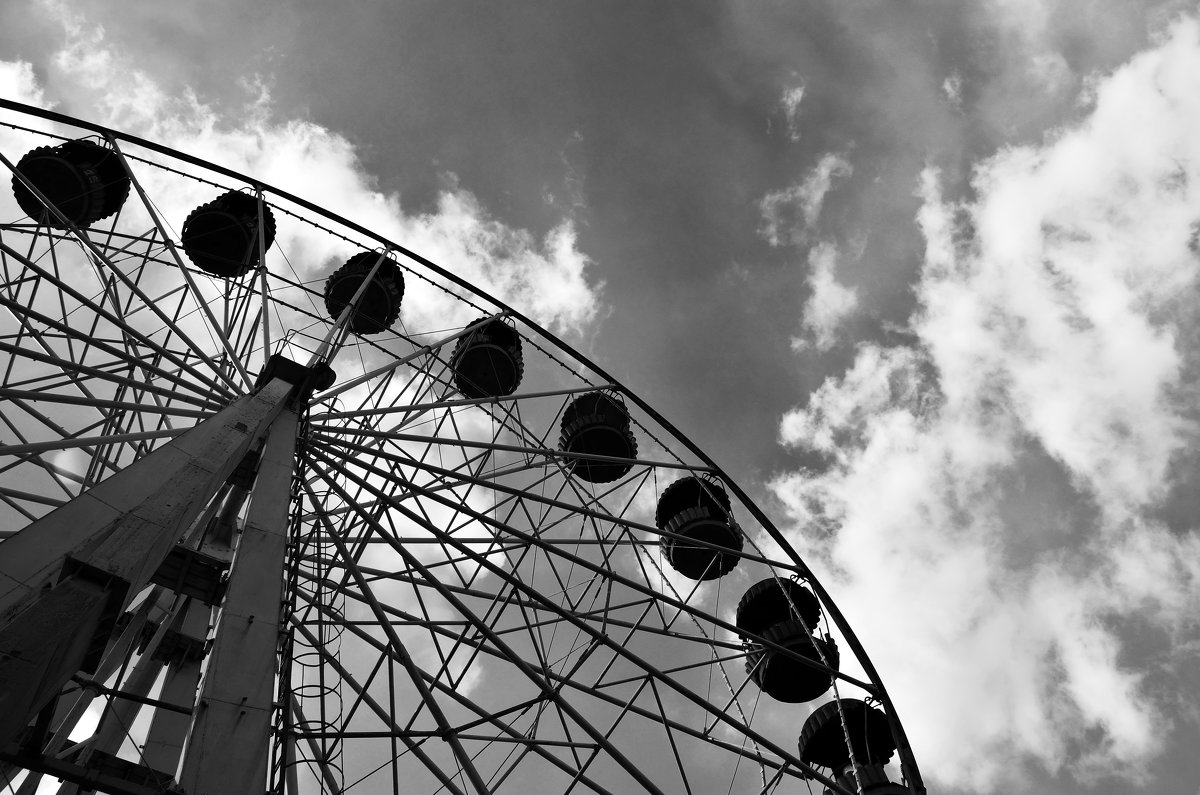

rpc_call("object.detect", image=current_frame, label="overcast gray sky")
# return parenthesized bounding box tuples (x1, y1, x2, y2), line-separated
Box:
(3, 1, 1200, 793)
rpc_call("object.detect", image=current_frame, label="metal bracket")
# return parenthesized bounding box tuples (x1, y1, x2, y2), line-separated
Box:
(149, 546, 230, 606)
(256, 354, 336, 406)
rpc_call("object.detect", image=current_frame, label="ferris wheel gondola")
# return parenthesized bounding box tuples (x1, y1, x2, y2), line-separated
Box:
(0, 99, 923, 795)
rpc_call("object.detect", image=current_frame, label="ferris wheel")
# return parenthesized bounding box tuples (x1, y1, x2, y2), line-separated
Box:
(0, 99, 923, 795)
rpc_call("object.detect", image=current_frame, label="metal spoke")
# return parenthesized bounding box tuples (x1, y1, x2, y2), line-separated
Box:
(0, 101, 920, 795)
(105, 138, 255, 389)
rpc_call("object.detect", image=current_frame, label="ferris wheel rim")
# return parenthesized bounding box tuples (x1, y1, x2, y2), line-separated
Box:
(0, 99, 924, 794)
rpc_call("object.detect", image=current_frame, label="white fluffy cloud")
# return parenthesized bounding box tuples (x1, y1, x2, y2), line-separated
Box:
(793, 242, 860, 352)
(759, 152, 851, 247)
(0, 60, 46, 108)
(10, 0, 601, 337)
(759, 149, 860, 350)
(779, 83, 806, 141)
(773, 15, 1200, 793)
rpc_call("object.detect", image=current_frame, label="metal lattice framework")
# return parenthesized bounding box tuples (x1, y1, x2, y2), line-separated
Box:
(0, 99, 923, 795)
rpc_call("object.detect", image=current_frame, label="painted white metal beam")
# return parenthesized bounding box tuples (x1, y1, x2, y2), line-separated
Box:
(178, 408, 299, 794)
(0, 377, 294, 748)
(142, 599, 210, 776)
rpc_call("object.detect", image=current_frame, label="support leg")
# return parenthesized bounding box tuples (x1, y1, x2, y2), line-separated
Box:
(178, 408, 299, 794)
(0, 378, 293, 748)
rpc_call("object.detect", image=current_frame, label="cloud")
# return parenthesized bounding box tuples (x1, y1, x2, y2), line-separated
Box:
(779, 83, 806, 141)
(757, 148, 860, 354)
(0, 60, 47, 108)
(792, 242, 860, 352)
(942, 73, 964, 110)
(14, 0, 602, 337)
(759, 152, 852, 247)
(772, 14, 1200, 793)
(974, 0, 1079, 98)
(954, 0, 1198, 146)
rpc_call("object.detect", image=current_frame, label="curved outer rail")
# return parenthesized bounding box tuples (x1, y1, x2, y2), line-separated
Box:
(0, 97, 925, 794)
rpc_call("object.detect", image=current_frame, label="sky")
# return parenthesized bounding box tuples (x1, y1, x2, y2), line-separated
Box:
(1, 1, 1200, 793)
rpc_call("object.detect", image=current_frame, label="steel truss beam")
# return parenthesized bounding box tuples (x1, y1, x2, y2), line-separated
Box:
(311, 425, 712, 474)
(306, 442, 860, 691)
(304, 452, 851, 792)
(313, 434, 804, 574)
